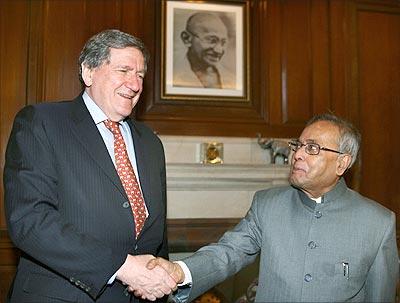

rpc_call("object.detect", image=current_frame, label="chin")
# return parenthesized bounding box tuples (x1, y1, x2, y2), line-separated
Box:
(118, 104, 135, 114)
(205, 59, 220, 65)
(289, 175, 303, 187)
(116, 110, 133, 119)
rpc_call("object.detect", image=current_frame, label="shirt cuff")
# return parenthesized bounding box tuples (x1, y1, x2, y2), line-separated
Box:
(175, 261, 192, 286)
(108, 272, 117, 284)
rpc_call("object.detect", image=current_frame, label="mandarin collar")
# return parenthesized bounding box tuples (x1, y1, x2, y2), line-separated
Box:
(295, 177, 348, 210)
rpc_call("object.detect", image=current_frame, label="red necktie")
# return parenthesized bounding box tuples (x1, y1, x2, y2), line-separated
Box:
(104, 119, 147, 237)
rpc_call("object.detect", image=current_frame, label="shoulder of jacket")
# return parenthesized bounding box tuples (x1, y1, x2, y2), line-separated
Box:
(253, 185, 293, 204)
(346, 188, 394, 220)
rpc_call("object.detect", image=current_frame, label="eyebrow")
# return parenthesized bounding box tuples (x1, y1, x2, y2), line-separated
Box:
(115, 65, 133, 70)
(115, 65, 145, 74)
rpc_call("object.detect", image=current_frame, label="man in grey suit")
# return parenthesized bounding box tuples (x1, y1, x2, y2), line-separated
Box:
(145, 114, 399, 302)
(4, 29, 176, 302)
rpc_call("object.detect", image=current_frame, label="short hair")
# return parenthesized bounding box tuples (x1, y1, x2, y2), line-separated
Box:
(78, 29, 150, 84)
(306, 113, 361, 168)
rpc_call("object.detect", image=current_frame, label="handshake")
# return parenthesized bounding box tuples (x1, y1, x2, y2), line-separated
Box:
(115, 254, 185, 301)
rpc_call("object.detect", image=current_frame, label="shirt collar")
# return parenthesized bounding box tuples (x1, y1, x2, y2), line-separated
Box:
(311, 197, 322, 204)
(82, 91, 108, 125)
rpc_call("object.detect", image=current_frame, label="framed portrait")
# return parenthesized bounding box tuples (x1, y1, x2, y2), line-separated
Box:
(161, 0, 250, 102)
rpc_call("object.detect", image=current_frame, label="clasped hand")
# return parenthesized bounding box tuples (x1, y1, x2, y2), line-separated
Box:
(116, 254, 185, 301)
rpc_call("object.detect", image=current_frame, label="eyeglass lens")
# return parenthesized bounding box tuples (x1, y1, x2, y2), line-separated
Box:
(289, 142, 320, 155)
(187, 29, 227, 47)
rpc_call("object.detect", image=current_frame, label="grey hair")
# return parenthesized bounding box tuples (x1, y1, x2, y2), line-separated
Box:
(306, 113, 361, 168)
(78, 29, 150, 85)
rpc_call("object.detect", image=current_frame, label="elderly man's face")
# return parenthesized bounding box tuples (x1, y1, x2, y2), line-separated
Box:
(188, 19, 228, 67)
(82, 47, 145, 122)
(289, 121, 345, 198)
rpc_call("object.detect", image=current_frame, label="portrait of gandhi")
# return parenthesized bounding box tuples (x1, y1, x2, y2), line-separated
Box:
(172, 11, 236, 90)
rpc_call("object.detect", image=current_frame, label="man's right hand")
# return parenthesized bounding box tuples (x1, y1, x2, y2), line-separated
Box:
(146, 257, 185, 284)
(115, 254, 177, 301)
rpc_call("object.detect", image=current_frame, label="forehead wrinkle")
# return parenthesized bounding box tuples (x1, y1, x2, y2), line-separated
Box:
(302, 122, 340, 148)
(187, 13, 227, 36)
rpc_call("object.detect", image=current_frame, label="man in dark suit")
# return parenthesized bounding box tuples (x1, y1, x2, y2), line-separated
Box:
(4, 29, 176, 302)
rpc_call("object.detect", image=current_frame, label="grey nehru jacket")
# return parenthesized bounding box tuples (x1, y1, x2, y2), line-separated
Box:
(173, 178, 399, 302)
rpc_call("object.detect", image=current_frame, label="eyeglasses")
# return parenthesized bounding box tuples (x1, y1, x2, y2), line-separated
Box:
(186, 29, 227, 48)
(288, 141, 344, 155)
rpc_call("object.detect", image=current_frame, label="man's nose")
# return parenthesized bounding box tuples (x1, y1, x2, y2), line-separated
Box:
(126, 75, 141, 92)
(293, 146, 307, 161)
(213, 43, 225, 53)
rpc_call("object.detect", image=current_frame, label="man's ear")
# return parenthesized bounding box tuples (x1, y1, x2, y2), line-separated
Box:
(81, 64, 93, 87)
(181, 31, 192, 46)
(336, 154, 352, 176)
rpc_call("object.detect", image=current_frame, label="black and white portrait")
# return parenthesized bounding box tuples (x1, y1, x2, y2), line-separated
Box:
(163, 1, 246, 98)
(173, 10, 236, 89)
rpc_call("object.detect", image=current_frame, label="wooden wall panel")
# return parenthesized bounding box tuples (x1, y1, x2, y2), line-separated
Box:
(356, 6, 400, 214)
(0, 1, 30, 296)
(329, 0, 349, 118)
(0, 0, 30, 229)
(40, 0, 85, 101)
(26, 0, 149, 104)
(1, 0, 400, 300)
(310, 0, 331, 114)
(282, 0, 313, 124)
(268, 0, 331, 126)
(266, 0, 283, 125)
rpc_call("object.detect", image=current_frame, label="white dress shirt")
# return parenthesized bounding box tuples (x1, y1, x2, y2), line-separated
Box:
(82, 92, 147, 284)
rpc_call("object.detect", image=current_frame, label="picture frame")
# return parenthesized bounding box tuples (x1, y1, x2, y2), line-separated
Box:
(161, 0, 250, 102)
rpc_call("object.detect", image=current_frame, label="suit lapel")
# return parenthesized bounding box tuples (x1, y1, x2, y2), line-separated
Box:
(69, 96, 126, 196)
(127, 119, 160, 235)
(68, 97, 160, 237)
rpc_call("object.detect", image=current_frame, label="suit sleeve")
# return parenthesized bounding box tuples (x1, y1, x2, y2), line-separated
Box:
(365, 212, 399, 302)
(172, 190, 264, 302)
(4, 107, 124, 299)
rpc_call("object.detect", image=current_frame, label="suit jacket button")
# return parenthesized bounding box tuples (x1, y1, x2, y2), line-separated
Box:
(308, 241, 317, 249)
(122, 201, 130, 208)
(304, 274, 312, 282)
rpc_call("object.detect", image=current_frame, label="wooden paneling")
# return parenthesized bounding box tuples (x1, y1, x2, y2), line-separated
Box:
(39, 0, 87, 101)
(0, 0, 30, 229)
(329, 0, 350, 118)
(167, 218, 239, 253)
(1, 0, 400, 299)
(0, 230, 19, 301)
(310, 0, 331, 114)
(356, 5, 400, 214)
(282, 0, 313, 123)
